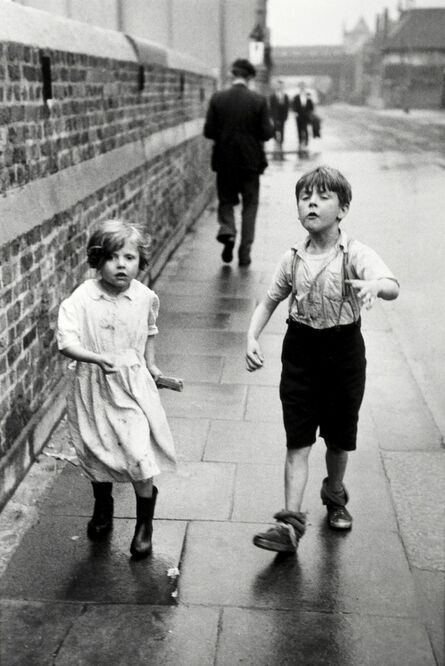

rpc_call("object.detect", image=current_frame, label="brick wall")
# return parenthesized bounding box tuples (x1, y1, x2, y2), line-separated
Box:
(0, 5, 216, 507)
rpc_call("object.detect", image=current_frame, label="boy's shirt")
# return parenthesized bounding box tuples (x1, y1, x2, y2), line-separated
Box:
(267, 230, 398, 329)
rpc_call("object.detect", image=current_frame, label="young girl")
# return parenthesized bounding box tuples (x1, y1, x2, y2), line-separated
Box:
(57, 219, 177, 558)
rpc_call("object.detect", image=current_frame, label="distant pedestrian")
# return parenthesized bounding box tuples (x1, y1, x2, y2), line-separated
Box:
(57, 219, 177, 558)
(204, 58, 274, 267)
(245, 166, 399, 554)
(292, 82, 314, 151)
(269, 79, 289, 160)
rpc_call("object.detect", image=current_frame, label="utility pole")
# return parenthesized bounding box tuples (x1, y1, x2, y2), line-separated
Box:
(167, 0, 174, 49)
(249, 0, 270, 95)
(219, 0, 227, 87)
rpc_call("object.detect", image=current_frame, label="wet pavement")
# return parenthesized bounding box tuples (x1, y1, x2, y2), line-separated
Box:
(0, 105, 444, 665)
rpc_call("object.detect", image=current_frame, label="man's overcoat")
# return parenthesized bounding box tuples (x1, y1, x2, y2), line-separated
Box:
(204, 83, 273, 174)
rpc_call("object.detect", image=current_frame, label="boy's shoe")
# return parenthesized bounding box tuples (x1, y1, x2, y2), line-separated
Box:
(326, 505, 353, 530)
(253, 510, 306, 553)
(320, 477, 352, 530)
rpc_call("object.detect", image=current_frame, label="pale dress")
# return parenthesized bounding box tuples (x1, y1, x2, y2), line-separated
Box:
(57, 278, 177, 483)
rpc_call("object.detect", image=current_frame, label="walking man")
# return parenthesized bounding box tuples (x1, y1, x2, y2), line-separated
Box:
(204, 58, 274, 266)
(269, 79, 289, 160)
(292, 82, 314, 152)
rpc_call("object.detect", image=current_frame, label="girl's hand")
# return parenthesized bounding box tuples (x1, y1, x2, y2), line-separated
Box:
(147, 364, 162, 382)
(97, 355, 119, 374)
(345, 279, 380, 310)
(246, 339, 264, 372)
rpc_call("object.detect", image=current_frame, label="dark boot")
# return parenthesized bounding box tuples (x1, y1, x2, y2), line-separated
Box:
(130, 487, 158, 558)
(87, 482, 114, 540)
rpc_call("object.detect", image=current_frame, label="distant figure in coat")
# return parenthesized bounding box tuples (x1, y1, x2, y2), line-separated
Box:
(269, 79, 289, 160)
(292, 82, 314, 151)
(204, 58, 274, 266)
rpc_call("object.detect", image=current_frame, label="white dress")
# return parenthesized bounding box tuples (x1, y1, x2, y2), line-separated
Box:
(57, 278, 177, 482)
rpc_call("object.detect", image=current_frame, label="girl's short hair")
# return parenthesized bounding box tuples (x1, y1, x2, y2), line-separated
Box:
(295, 166, 352, 207)
(87, 219, 151, 271)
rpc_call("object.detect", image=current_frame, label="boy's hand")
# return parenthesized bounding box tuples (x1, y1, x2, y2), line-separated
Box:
(346, 279, 380, 310)
(246, 339, 264, 372)
(97, 355, 119, 374)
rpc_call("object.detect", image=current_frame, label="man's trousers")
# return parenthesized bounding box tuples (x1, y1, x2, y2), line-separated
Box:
(216, 169, 260, 256)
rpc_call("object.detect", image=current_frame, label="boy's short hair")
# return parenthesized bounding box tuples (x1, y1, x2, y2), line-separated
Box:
(231, 58, 256, 79)
(87, 219, 151, 271)
(295, 166, 352, 208)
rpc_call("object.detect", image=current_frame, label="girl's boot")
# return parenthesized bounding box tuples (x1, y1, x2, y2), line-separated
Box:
(87, 482, 114, 540)
(130, 487, 158, 558)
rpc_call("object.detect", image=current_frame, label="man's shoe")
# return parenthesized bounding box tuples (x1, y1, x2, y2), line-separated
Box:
(253, 510, 306, 553)
(221, 240, 234, 263)
(238, 248, 251, 266)
(320, 477, 352, 530)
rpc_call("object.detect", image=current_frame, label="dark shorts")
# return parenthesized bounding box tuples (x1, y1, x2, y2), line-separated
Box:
(279, 320, 366, 451)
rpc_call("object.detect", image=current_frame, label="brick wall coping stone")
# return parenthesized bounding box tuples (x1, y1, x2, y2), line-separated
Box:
(0, 0, 214, 77)
(0, 117, 204, 247)
(126, 35, 214, 78)
(0, 0, 135, 62)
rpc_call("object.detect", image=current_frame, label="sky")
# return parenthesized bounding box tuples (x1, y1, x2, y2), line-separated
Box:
(267, 0, 445, 45)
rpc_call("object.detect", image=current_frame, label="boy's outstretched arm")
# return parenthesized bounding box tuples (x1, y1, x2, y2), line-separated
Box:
(346, 278, 399, 310)
(246, 296, 280, 372)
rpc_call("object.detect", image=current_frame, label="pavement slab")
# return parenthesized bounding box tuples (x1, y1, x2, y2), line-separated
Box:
(157, 328, 246, 356)
(412, 568, 445, 666)
(231, 457, 398, 530)
(216, 607, 435, 666)
(161, 382, 247, 420)
(37, 462, 236, 522)
(244, 385, 285, 423)
(54, 605, 219, 666)
(0, 514, 185, 604)
(157, 351, 224, 383)
(370, 404, 442, 451)
(381, 452, 445, 571)
(157, 311, 232, 330)
(156, 461, 236, 520)
(0, 600, 83, 666)
(204, 420, 285, 463)
(179, 521, 419, 616)
(169, 417, 210, 461)
(153, 294, 255, 314)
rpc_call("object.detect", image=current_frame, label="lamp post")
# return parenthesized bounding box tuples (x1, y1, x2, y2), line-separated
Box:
(249, 0, 271, 95)
(249, 23, 265, 68)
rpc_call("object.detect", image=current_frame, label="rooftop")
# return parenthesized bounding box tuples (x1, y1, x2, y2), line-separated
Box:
(383, 7, 445, 52)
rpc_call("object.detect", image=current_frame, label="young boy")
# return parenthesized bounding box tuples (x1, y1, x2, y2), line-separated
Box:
(246, 166, 399, 554)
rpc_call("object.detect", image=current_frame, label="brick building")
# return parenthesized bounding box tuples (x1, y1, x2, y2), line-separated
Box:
(381, 7, 445, 109)
(0, 1, 219, 507)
